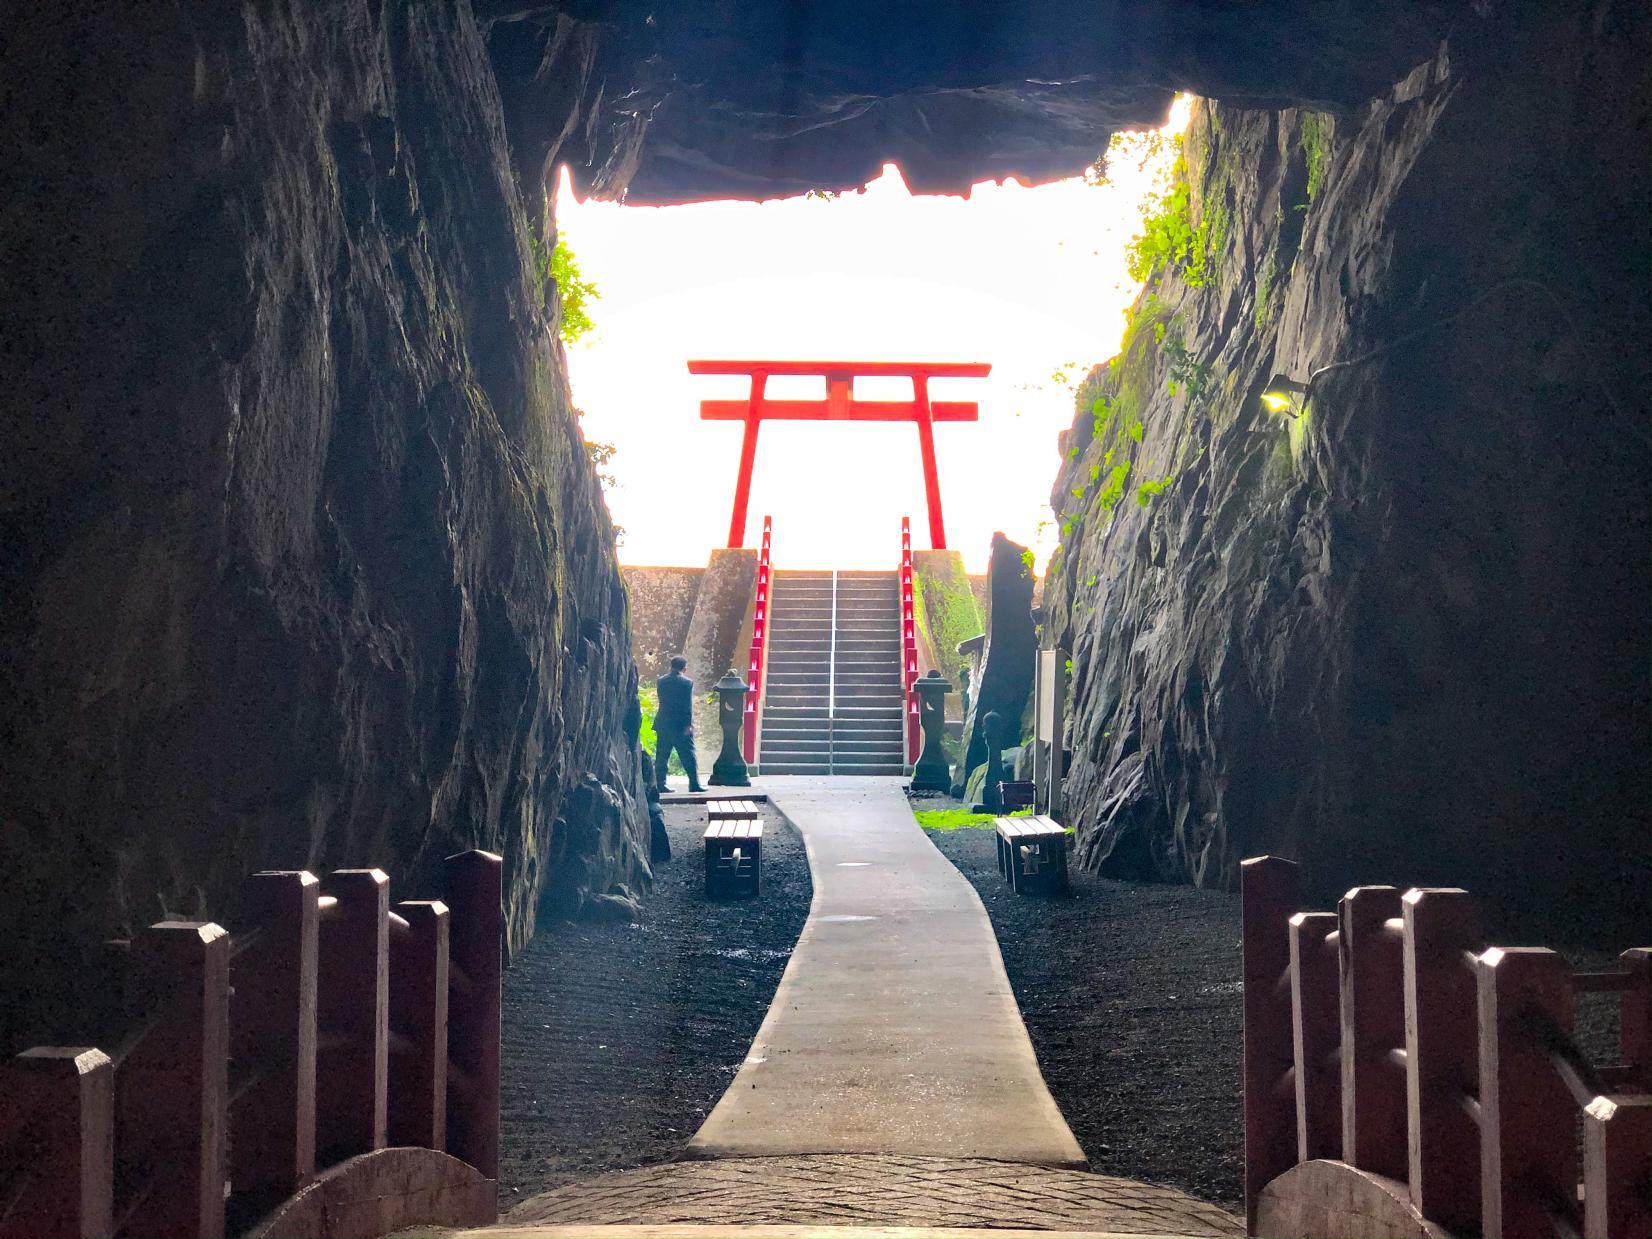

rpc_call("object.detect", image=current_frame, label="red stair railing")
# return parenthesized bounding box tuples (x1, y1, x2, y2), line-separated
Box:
(900, 518, 920, 765)
(742, 515, 772, 763)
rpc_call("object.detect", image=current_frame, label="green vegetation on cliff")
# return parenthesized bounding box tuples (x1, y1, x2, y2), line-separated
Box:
(531, 231, 601, 344)
(912, 554, 985, 682)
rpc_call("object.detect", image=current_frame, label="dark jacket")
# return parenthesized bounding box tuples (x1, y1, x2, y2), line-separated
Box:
(655, 671, 694, 732)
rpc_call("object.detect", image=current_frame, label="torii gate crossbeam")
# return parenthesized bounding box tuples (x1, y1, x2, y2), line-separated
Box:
(688, 359, 990, 550)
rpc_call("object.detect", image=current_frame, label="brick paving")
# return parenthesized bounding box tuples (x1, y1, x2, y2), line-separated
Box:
(502, 1155, 1242, 1236)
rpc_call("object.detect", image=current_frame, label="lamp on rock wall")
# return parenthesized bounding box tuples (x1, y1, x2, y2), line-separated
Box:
(1260, 375, 1309, 418)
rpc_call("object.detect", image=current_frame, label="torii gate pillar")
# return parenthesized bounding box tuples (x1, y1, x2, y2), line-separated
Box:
(689, 360, 991, 550)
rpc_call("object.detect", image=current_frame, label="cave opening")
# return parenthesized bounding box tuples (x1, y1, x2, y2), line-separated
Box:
(1, 5, 1648, 1236)
(552, 97, 1193, 574)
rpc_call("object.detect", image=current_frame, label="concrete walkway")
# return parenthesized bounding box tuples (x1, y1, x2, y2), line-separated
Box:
(685, 776, 1087, 1167)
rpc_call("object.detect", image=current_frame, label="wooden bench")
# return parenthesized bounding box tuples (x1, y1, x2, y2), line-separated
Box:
(706, 798, 761, 822)
(704, 817, 763, 898)
(994, 815, 1068, 894)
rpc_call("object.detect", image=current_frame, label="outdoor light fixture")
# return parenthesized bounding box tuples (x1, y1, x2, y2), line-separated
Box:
(1260, 374, 1309, 417)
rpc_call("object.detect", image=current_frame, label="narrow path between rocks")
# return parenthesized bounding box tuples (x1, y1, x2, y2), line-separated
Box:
(492, 776, 1242, 1236)
(688, 775, 1085, 1165)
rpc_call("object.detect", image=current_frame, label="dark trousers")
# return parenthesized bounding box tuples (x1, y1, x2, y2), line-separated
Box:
(654, 724, 701, 790)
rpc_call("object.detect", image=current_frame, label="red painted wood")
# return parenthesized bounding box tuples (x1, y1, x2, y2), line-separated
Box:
(688, 359, 991, 377)
(692, 360, 989, 549)
(1584, 1093, 1652, 1239)
(0, 1047, 114, 1239)
(699, 398, 980, 421)
(900, 518, 919, 762)
(117, 921, 230, 1239)
(1402, 888, 1482, 1235)
(912, 374, 947, 549)
(1241, 855, 1300, 1234)
(233, 870, 320, 1201)
(317, 869, 390, 1163)
(445, 850, 503, 1182)
(389, 900, 450, 1150)
(726, 373, 767, 548)
(1476, 947, 1575, 1239)
(1622, 948, 1652, 1090)
(1289, 911, 1342, 1161)
(743, 516, 772, 762)
(1339, 885, 1407, 1179)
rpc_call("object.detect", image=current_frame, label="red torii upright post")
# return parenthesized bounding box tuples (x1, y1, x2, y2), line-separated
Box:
(688, 360, 991, 550)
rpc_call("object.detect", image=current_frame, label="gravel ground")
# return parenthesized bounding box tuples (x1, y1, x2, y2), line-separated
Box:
(497, 801, 811, 1203)
(924, 824, 1246, 1213)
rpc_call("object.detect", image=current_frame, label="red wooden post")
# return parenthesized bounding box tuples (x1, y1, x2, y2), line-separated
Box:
(117, 921, 230, 1239)
(1476, 947, 1575, 1239)
(1403, 888, 1482, 1234)
(389, 899, 450, 1150)
(1584, 1093, 1652, 1239)
(232, 870, 319, 1199)
(912, 374, 946, 549)
(727, 372, 767, 548)
(1622, 948, 1651, 1089)
(691, 360, 988, 554)
(1338, 885, 1407, 1178)
(1289, 911, 1342, 1161)
(446, 849, 502, 1181)
(0, 1047, 114, 1239)
(1242, 855, 1300, 1233)
(317, 869, 389, 1163)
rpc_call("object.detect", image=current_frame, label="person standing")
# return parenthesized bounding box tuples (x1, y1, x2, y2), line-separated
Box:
(654, 655, 704, 793)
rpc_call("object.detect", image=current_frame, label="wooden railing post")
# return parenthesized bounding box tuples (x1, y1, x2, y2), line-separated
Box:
(317, 869, 389, 1163)
(1584, 1093, 1652, 1239)
(1242, 855, 1299, 1233)
(389, 899, 450, 1150)
(1289, 911, 1342, 1161)
(232, 870, 318, 1200)
(117, 921, 230, 1239)
(1338, 885, 1407, 1178)
(445, 849, 502, 1181)
(1402, 887, 1481, 1234)
(1476, 947, 1575, 1239)
(1621, 948, 1651, 1089)
(0, 1048, 114, 1239)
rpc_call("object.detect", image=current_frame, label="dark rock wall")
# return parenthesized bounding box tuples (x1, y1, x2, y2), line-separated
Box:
(953, 535, 1037, 795)
(1045, 8, 1651, 936)
(0, 2, 648, 1048)
(543, 1, 1459, 202)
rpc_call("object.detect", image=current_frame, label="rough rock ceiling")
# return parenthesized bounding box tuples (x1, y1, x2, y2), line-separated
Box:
(483, 1, 1466, 203)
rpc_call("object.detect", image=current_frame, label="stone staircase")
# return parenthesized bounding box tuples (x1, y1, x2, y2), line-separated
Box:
(758, 570, 907, 776)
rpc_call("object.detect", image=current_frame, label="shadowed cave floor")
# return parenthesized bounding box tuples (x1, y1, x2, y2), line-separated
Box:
(497, 801, 812, 1202)
(923, 826, 1246, 1213)
(496, 794, 1251, 1215)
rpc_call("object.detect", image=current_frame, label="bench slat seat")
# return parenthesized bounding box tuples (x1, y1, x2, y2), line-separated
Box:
(707, 799, 761, 821)
(702, 819, 764, 840)
(994, 815, 1068, 894)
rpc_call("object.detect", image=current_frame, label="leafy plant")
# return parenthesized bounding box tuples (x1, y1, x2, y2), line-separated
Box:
(585, 438, 618, 490)
(913, 808, 1033, 831)
(636, 690, 685, 774)
(1300, 112, 1332, 203)
(1126, 157, 1228, 290)
(1137, 473, 1175, 506)
(531, 230, 600, 344)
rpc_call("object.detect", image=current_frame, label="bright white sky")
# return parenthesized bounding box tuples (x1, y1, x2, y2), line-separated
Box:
(559, 97, 1189, 573)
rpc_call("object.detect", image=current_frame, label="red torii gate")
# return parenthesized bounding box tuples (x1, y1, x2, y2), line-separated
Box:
(688, 359, 991, 550)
